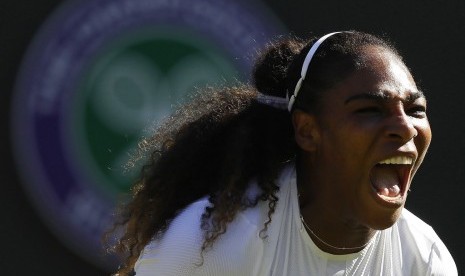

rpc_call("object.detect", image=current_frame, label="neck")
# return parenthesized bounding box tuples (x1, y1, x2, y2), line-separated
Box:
(299, 205, 377, 254)
(296, 157, 377, 254)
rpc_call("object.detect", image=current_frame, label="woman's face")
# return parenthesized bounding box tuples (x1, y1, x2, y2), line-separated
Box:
(305, 45, 432, 230)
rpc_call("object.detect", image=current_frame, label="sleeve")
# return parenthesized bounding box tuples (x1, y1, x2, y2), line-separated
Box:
(134, 198, 265, 276)
(426, 236, 458, 276)
(134, 199, 210, 276)
(398, 209, 458, 276)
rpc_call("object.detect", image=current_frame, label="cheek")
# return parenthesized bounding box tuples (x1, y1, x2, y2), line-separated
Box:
(415, 119, 432, 160)
(419, 120, 432, 148)
(321, 127, 368, 164)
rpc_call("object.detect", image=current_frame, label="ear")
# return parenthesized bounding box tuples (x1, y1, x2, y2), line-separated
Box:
(292, 110, 321, 152)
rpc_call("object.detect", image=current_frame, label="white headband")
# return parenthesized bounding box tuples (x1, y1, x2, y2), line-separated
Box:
(287, 32, 342, 111)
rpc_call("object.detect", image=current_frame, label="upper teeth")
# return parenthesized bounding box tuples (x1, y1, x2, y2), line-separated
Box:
(378, 156, 413, 165)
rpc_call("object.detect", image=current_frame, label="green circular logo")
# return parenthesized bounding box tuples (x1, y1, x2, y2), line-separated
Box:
(71, 30, 238, 196)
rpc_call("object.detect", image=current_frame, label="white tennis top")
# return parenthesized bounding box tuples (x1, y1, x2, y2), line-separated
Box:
(135, 165, 457, 275)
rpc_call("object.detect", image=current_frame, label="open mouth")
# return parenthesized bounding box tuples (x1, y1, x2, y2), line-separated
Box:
(369, 156, 414, 205)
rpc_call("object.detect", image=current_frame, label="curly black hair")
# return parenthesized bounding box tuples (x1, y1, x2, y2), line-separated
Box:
(106, 31, 399, 275)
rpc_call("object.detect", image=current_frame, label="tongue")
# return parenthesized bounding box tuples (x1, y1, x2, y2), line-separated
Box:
(370, 166, 401, 197)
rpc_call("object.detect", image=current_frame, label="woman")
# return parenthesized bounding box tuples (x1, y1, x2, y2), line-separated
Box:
(109, 31, 457, 275)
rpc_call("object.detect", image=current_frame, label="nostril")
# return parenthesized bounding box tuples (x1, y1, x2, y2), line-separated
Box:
(385, 114, 417, 142)
(388, 133, 401, 138)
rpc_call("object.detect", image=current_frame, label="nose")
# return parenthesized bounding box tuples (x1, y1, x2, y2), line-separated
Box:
(385, 108, 418, 142)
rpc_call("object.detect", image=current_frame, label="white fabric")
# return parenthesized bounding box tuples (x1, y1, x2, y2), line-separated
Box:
(135, 165, 457, 276)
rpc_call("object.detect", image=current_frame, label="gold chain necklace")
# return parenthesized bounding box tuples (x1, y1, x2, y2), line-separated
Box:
(300, 215, 377, 251)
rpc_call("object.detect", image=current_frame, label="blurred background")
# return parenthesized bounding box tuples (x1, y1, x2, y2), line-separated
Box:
(2, 0, 464, 275)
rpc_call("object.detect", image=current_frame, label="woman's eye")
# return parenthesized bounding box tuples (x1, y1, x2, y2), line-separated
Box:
(407, 106, 427, 118)
(355, 107, 381, 114)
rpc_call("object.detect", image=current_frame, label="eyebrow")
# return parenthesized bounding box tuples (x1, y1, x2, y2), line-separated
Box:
(344, 90, 425, 105)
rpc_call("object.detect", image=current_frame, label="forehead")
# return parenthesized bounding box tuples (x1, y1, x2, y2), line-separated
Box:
(327, 46, 420, 101)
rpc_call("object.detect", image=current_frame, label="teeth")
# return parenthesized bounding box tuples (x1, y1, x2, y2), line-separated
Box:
(378, 156, 413, 165)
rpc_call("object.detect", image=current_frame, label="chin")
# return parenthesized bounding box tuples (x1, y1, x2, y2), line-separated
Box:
(367, 205, 404, 230)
